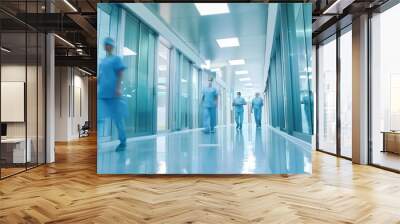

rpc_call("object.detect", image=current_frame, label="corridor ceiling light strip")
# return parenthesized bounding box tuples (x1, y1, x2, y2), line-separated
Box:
(194, 3, 229, 16)
(54, 34, 75, 48)
(244, 83, 253, 86)
(229, 59, 245, 65)
(63, 0, 78, 12)
(235, 70, 248, 75)
(239, 77, 251, 82)
(216, 37, 239, 48)
(1, 47, 11, 53)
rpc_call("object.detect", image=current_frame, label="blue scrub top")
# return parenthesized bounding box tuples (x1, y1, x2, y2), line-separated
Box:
(233, 96, 246, 112)
(98, 55, 126, 99)
(252, 97, 264, 110)
(202, 86, 218, 108)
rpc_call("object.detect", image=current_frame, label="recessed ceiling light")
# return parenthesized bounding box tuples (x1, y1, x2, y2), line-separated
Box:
(229, 59, 245, 65)
(181, 79, 188, 83)
(244, 83, 253, 86)
(235, 70, 248, 75)
(194, 3, 230, 16)
(216, 37, 239, 48)
(123, 47, 137, 56)
(239, 77, 251, 82)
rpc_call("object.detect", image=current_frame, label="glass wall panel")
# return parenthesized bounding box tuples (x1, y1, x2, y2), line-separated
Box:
(27, 32, 38, 168)
(265, 4, 312, 142)
(38, 33, 45, 165)
(180, 57, 190, 129)
(192, 67, 199, 128)
(317, 37, 337, 154)
(98, 5, 157, 143)
(371, 4, 400, 171)
(123, 14, 139, 136)
(157, 42, 170, 132)
(1, 32, 28, 177)
(339, 29, 352, 158)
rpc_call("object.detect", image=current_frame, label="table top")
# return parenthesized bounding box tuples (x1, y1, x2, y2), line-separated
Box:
(1, 138, 28, 143)
(381, 131, 400, 134)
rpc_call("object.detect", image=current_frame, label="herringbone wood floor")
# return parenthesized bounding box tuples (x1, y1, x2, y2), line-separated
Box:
(1, 135, 400, 224)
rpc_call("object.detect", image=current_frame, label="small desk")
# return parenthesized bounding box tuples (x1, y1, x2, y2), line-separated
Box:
(382, 131, 400, 155)
(1, 138, 31, 163)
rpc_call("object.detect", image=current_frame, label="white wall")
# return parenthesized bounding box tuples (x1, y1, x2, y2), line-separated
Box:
(55, 67, 89, 141)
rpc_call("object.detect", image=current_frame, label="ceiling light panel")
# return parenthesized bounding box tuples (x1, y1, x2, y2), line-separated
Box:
(194, 3, 230, 16)
(235, 70, 248, 75)
(229, 59, 245, 65)
(216, 37, 239, 48)
(239, 77, 251, 82)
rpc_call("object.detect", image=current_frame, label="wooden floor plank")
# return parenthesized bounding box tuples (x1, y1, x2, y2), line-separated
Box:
(0, 136, 400, 223)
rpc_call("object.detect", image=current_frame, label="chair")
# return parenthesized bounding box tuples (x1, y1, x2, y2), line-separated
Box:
(78, 121, 90, 138)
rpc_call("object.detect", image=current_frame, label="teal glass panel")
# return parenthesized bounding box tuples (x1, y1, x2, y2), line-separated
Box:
(181, 57, 190, 129)
(123, 14, 139, 136)
(157, 42, 170, 132)
(137, 24, 150, 133)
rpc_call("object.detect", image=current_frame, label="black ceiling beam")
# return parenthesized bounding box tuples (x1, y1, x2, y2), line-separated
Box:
(12, 13, 84, 32)
(55, 55, 96, 73)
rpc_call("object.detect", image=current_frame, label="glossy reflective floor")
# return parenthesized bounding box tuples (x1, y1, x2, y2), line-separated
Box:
(98, 124, 312, 174)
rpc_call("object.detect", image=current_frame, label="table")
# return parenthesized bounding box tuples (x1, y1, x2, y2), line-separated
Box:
(1, 138, 31, 163)
(382, 131, 400, 154)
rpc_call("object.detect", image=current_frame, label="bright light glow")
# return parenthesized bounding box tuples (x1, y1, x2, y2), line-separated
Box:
(54, 34, 75, 48)
(239, 77, 251, 82)
(1, 47, 11, 53)
(216, 37, 239, 48)
(63, 0, 78, 12)
(322, 0, 343, 15)
(300, 75, 308, 79)
(158, 65, 167, 71)
(229, 59, 245, 65)
(78, 67, 92, 76)
(158, 84, 167, 90)
(211, 68, 221, 72)
(235, 70, 248, 75)
(194, 3, 229, 16)
(244, 83, 253, 86)
(181, 79, 188, 83)
(201, 60, 211, 69)
(123, 47, 137, 56)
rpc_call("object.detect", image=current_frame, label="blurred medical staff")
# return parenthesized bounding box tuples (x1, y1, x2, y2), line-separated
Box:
(98, 37, 128, 149)
(201, 77, 218, 133)
(232, 92, 246, 130)
(251, 92, 264, 128)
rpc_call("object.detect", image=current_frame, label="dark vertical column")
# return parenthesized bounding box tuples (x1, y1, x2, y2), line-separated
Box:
(336, 28, 341, 157)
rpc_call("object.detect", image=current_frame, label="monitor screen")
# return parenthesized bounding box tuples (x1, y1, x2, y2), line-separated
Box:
(1, 123, 6, 137)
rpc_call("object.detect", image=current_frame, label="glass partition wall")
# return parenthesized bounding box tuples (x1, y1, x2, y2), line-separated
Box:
(0, 5, 46, 179)
(316, 26, 352, 159)
(97, 3, 203, 147)
(370, 3, 400, 171)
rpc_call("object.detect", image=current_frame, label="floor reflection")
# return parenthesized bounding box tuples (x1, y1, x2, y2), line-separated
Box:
(97, 124, 312, 174)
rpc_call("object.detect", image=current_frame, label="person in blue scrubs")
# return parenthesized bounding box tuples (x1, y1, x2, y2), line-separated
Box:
(232, 92, 246, 130)
(98, 37, 128, 149)
(251, 92, 264, 128)
(201, 77, 218, 133)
